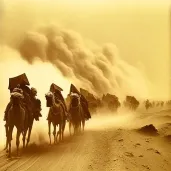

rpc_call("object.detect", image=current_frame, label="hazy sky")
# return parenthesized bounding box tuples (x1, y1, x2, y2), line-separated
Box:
(0, 0, 170, 99)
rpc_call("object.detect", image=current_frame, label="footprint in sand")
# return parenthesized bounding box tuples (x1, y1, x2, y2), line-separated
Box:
(124, 152, 134, 157)
(118, 139, 124, 142)
(134, 143, 141, 147)
(142, 165, 150, 170)
(147, 148, 161, 155)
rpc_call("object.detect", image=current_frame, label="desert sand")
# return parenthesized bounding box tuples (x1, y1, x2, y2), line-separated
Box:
(0, 107, 171, 171)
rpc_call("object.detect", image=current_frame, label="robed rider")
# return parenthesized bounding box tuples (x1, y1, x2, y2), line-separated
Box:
(70, 84, 91, 120)
(4, 85, 42, 121)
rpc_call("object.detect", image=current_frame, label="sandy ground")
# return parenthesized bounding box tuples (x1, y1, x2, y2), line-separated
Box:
(0, 108, 171, 171)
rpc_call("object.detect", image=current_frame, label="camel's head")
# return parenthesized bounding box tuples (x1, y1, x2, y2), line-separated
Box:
(45, 91, 54, 107)
(31, 87, 37, 97)
(70, 92, 81, 107)
(10, 91, 24, 105)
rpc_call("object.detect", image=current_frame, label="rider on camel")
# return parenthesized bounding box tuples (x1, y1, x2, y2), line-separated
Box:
(70, 84, 91, 120)
(30, 87, 42, 121)
(47, 83, 69, 121)
(3, 84, 24, 121)
(4, 85, 41, 122)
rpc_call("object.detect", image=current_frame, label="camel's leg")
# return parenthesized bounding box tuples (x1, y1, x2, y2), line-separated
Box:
(74, 125, 76, 135)
(53, 124, 56, 144)
(56, 130, 58, 144)
(62, 120, 66, 141)
(69, 122, 72, 136)
(26, 126, 32, 147)
(7, 125, 14, 158)
(26, 119, 34, 147)
(8, 141, 12, 158)
(59, 124, 62, 142)
(48, 121, 52, 145)
(78, 123, 80, 133)
(62, 128, 64, 141)
(78, 123, 80, 134)
(79, 121, 83, 132)
(61, 123, 63, 141)
(80, 121, 82, 132)
(73, 124, 75, 135)
(76, 124, 78, 134)
(16, 130, 21, 157)
(82, 120, 85, 132)
(23, 128, 28, 149)
(56, 129, 59, 143)
(4, 124, 8, 151)
(5, 139, 8, 153)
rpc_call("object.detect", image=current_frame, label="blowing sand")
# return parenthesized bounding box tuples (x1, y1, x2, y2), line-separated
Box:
(0, 108, 171, 171)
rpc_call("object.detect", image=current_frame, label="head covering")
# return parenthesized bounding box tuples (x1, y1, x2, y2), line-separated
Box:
(11, 86, 24, 99)
(31, 87, 37, 96)
(70, 84, 80, 95)
(8, 73, 30, 90)
(21, 85, 31, 95)
(70, 92, 80, 98)
(50, 83, 63, 93)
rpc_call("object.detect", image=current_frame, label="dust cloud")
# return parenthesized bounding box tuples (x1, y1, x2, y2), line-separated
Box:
(0, 28, 150, 148)
(17, 25, 150, 99)
(0, 46, 141, 149)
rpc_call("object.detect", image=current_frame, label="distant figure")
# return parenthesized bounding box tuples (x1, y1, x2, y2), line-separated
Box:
(102, 93, 121, 112)
(124, 96, 139, 111)
(161, 101, 164, 107)
(145, 99, 152, 110)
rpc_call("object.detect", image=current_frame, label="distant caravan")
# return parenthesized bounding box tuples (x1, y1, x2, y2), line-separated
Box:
(124, 96, 139, 111)
(102, 93, 121, 112)
(144, 100, 165, 111)
(80, 88, 100, 114)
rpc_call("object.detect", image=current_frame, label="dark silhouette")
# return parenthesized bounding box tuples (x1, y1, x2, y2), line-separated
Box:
(48, 83, 69, 120)
(68, 92, 85, 135)
(46, 91, 66, 144)
(4, 74, 42, 153)
(124, 96, 139, 111)
(145, 99, 152, 111)
(70, 84, 91, 120)
(5, 87, 25, 158)
(102, 93, 121, 112)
